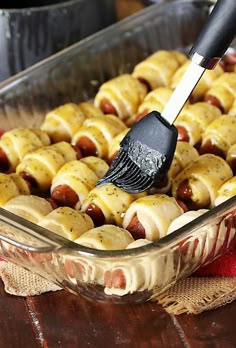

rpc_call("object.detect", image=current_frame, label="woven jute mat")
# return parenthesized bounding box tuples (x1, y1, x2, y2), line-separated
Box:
(0, 261, 235, 314)
(154, 276, 236, 314)
(0, 262, 61, 296)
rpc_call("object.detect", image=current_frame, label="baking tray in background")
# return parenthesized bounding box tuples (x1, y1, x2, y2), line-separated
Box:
(0, 0, 235, 304)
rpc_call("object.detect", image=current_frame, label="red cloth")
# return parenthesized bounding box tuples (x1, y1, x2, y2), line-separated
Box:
(194, 248, 236, 277)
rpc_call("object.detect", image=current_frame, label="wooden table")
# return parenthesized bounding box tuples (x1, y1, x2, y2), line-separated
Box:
(1, 280, 236, 347)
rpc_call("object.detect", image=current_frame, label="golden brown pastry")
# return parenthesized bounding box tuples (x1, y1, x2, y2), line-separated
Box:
(16, 142, 79, 192)
(172, 154, 233, 209)
(135, 87, 173, 121)
(81, 183, 145, 227)
(3, 195, 54, 223)
(50, 157, 109, 209)
(169, 141, 199, 180)
(40, 102, 104, 143)
(8, 173, 30, 195)
(38, 207, 94, 240)
(228, 98, 236, 116)
(0, 173, 30, 206)
(199, 115, 236, 157)
(171, 60, 224, 102)
(132, 50, 187, 90)
(0, 128, 50, 173)
(107, 128, 130, 164)
(94, 74, 147, 123)
(215, 176, 236, 206)
(226, 143, 236, 173)
(77, 101, 104, 118)
(204, 72, 236, 113)
(71, 114, 127, 159)
(214, 176, 236, 206)
(122, 194, 184, 241)
(40, 103, 85, 143)
(74, 225, 134, 250)
(174, 102, 221, 145)
(150, 141, 199, 194)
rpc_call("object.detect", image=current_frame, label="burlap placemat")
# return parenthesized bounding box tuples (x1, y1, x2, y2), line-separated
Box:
(0, 262, 61, 296)
(155, 276, 236, 314)
(0, 261, 235, 314)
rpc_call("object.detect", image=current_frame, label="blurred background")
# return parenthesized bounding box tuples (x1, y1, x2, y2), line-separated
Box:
(0, 0, 161, 82)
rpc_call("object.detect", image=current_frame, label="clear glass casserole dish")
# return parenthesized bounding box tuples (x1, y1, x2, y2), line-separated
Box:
(0, 0, 235, 304)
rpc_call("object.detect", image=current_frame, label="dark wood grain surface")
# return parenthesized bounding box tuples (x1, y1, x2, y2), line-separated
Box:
(0, 280, 236, 348)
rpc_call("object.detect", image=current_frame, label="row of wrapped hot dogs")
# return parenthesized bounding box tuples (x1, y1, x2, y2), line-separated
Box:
(0, 152, 235, 243)
(1, 106, 236, 178)
(1, 106, 236, 191)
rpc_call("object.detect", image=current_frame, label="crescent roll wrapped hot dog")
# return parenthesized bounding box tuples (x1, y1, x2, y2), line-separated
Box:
(40, 103, 85, 143)
(77, 101, 104, 118)
(214, 176, 236, 206)
(1, 195, 54, 261)
(50, 157, 109, 209)
(226, 143, 236, 174)
(135, 87, 175, 122)
(16, 141, 80, 192)
(81, 183, 145, 227)
(104, 238, 152, 295)
(174, 102, 221, 145)
(168, 142, 199, 181)
(221, 52, 236, 72)
(228, 99, 236, 116)
(104, 237, 176, 296)
(8, 173, 30, 195)
(71, 115, 127, 159)
(40, 102, 104, 143)
(204, 72, 236, 113)
(0, 173, 30, 206)
(171, 60, 224, 102)
(132, 50, 187, 90)
(172, 154, 233, 210)
(122, 194, 184, 241)
(167, 208, 236, 267)
(0, 128, 50, 173)
(32, 207, 94, 276)
(64, 225, 134, 287)
(3, 195, 54, 223)
(94, 74, 147, 124)
(75, 225, 134, 250)
(38, 207, 94, 240)
(166, 209, 219, 266)
(199, 115, 236, 158)
(167, 209, 209, 234)
(149, 141, 199, 194)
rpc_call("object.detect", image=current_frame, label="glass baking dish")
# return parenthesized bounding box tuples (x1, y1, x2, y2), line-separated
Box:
(0, 0, 235, 304)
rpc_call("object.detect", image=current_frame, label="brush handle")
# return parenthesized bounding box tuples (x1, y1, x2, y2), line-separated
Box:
(189, 0, 236, 69)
